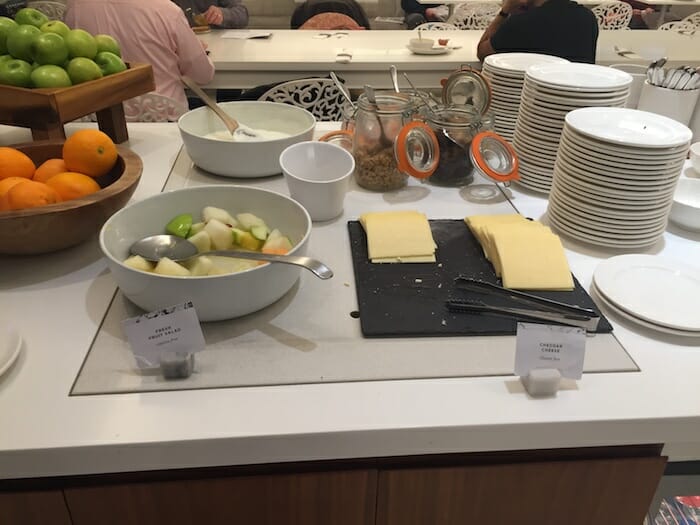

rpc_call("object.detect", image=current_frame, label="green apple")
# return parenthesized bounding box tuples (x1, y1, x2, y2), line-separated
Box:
(0, 16, 18, 55)
(65, 29, 97, 59)
(40, 20, 70, 39)
(94, 51, 125, 76)
(94, 34, 120, 57)
(0, 58, 32, 87)
(66, 56, 102, 84)
(14, 8, 49, 29)
(6, 24, 41, 62)
(31, 64, 72, 88)
(31, 32, 68, 65)
(0, 54, 12, 66)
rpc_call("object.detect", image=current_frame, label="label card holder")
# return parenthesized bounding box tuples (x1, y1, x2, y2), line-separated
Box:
(515, 322, 586, 396)
(122, 301, 205, 375)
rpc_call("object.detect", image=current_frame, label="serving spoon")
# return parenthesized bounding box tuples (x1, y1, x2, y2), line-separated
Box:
(130, 234, 333, 280)
(181, 75, 258, 138)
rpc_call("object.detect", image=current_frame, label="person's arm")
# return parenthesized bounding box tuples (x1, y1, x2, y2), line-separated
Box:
(476, 0, 528, 61)
(174, 14, 215, 84)
(204, 0, 249, 29)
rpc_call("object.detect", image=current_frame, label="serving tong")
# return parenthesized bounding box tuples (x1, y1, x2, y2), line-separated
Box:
(446, 278, 600, 331)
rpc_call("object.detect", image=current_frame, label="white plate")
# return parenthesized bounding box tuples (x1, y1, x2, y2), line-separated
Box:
(485, 52, 569, 74)
(526, 62, 633, 91)
(0, 329, 22, 377)
(522, 84, 629, 106)
(563, 129, 689, 160)
(406, 45, 449, 55)
(591, 283, 700, 338)
(565, 107, 693, 148)
(559, 133, 688, 168)
(593, 254, 700, 331)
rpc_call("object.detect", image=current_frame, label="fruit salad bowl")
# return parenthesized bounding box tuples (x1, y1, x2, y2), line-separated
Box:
(99, 185, 313, 322)
(0, 140, 142, 255)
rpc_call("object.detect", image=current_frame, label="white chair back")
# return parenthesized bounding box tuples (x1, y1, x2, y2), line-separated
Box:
(591, 1, 633, 30)
(258, 78, 346, 121)
(123, 93, 188, 123)
(681, 12, 700, 28)
(658, 20, 696, 32)
(414, 21, 458, 31)
(448, 2, 500, 29)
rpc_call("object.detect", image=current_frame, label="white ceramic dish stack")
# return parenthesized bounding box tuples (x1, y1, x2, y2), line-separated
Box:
(512, 63, 633, 193)
(482, 53, 569, 143)
(547, 107, 692, 249)
(593, 254, 700, 337)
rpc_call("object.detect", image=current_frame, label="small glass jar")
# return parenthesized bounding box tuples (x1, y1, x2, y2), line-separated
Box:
(423, 106, 493, 187)
(352, 92, 438, 191)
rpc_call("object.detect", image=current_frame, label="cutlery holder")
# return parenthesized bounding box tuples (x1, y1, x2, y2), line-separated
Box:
(637, 80, 700, 127)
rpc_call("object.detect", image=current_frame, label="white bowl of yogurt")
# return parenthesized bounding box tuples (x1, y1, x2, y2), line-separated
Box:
(178, 101, 316, 178)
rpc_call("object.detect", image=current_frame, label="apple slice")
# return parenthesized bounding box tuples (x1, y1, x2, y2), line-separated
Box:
(187, 230, 212, 253)
(123, 255, 154, 272)
(236, 212, 267, 232)
(203, 206, 236, 227)
(186, 256, 214, 276)
(153, 257, 190, 276)
(204, 218, 234, 250)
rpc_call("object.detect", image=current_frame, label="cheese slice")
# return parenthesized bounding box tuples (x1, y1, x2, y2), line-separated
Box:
(360, 210, 436, 263)
(490, 227, 574, 291)
(465, 214, 528, 259)
(483, 222, 551, 276)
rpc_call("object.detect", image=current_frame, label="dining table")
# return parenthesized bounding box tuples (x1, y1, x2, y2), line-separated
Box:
(1, 120, 700, 522)
(200, 28, 700, 90)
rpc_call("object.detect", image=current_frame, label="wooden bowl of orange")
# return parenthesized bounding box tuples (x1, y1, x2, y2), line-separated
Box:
(0, 131, 142, 255)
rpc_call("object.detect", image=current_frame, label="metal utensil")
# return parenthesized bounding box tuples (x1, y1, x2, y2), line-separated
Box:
(390, 65, 400, 93)
(130, 234, 333, 279)
(363, 84, 392, 146)
(401, 72, 435, 115)
(330, 71, 355, 108)
(181, 76, 258, 138)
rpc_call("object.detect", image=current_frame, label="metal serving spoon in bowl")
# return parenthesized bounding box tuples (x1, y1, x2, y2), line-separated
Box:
(130, 234, 333, 280)
(181, 75, 258, 139)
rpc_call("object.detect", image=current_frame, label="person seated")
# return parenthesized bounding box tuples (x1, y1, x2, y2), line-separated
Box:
(477, 0, 598, 64)
(172, 0, 249, 29)
(65, 0, 214, 111)
(291, 0, 371, 30)
(401, 0, 449, 29)
(299, 12, 367, 30)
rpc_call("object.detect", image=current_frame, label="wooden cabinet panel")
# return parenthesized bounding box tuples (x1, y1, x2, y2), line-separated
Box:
(65, 469, 376, 525)
(377, 456, 666, 525)
(0, 490, 72, 525)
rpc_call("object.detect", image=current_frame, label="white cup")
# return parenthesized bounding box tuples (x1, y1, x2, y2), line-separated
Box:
(280, 141, 355, 221)
(637, 80, 700, 127)
(609, 64, 646, 109)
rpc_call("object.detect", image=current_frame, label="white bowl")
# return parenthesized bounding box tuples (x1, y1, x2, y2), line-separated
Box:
(409, 37, 435, 50)
(669, 178, 700, 232)
(691, 142, 700, 174)
(177, 101, 316, 178)
(99, 185, 312, 321)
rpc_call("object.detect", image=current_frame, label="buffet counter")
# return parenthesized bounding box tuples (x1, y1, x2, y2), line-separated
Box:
(200, 29, 700, 89)
(0, 122, 699, 485)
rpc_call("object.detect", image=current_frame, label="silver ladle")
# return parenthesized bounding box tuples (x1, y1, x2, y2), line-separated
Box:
(330, 71, 355, 109)
(390, 65, 400, 93)
(181, 75, 258, 138)
(130, 234, 333, 280)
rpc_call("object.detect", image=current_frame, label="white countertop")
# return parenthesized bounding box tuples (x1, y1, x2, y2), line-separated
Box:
(201, 29, 700, 89)
(1, 122, 699, 481)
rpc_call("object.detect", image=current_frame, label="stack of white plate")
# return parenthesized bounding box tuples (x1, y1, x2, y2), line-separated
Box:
(481, 53, 569, 142)
(548, 107, 692, 249)
(513, 63, 633, 193)
(593, 254, 700, 338)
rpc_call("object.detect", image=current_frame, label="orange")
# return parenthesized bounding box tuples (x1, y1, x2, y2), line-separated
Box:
(34, 158, 68, 183)
(45, 172, 101, 201)
(63, 129, 118, 178)
(0, 147, 36, 181)
(1, 180, 60, 211)
(0, 177, 28, 205)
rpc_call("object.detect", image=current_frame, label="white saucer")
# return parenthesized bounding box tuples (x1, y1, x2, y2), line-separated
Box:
(406, 45, 449, 55)
(0, 329, 22, 377)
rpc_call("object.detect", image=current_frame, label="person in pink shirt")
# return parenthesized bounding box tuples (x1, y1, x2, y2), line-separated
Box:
(65, 0, 215, 111)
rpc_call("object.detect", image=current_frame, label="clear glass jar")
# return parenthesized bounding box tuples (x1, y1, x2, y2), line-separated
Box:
(352, 92, 439, 191)
(423, 106, 493, 187)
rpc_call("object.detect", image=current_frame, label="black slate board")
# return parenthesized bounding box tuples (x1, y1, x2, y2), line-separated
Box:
(348, 220, 613, 338)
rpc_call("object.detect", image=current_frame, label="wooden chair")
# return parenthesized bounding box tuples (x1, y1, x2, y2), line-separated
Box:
(26, 1, 67, 20)
(123, 93, 188, 122)
(447, 3, 501, 30)
(258, 78, 346, 122)
(591, 1, 633, 29)
(414, 21, 458, 31)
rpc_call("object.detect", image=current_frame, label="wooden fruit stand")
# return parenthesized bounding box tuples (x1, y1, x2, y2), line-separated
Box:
(0, 62, 155, 144)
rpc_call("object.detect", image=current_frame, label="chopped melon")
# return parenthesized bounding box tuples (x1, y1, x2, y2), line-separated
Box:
(188, 230, 212, 253)
(154, 257, 191, 276)
(186, 256, 214, 276)
(123, 255, 155, 272)
(250, 224, 269, 241)
(236, 212, 267, 232)
(208, 256, 258, 274)
(232, 228, 263, 251)
(262, 228, 293, 253)
(203, 206, 237, 227)
(204, 218, 234, 250)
